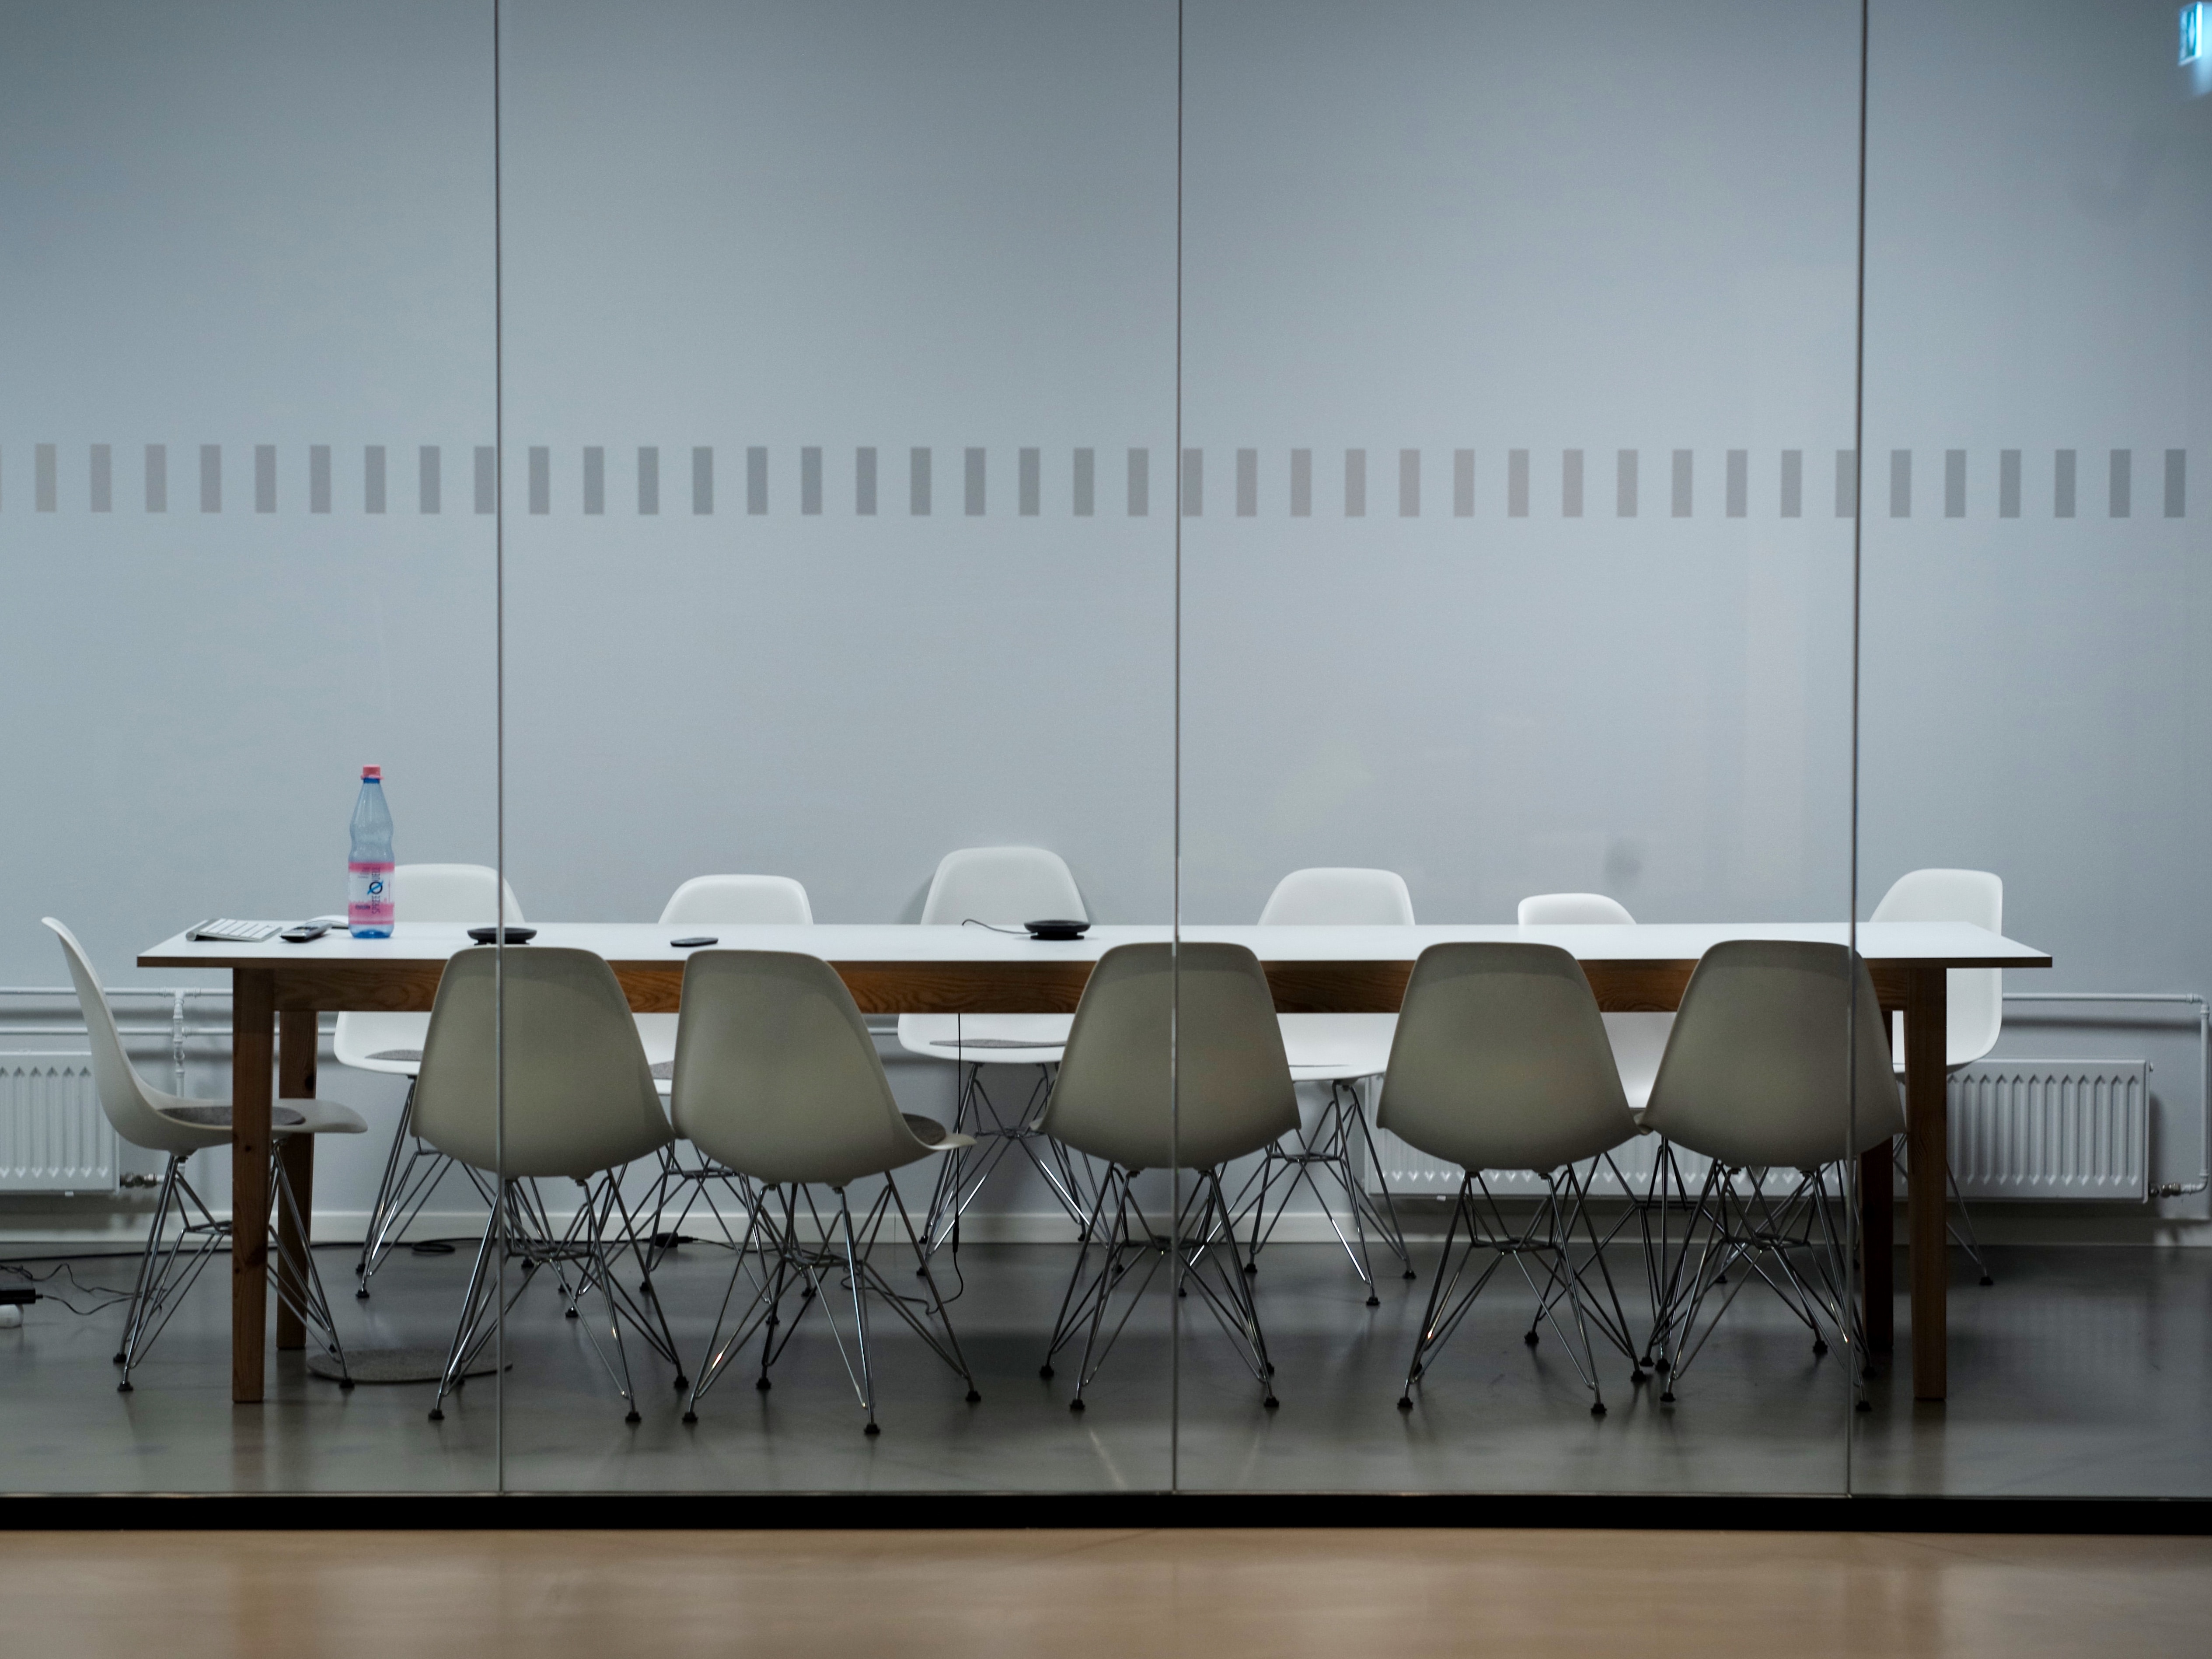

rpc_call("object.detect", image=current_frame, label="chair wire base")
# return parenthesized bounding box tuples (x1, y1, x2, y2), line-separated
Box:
(1232, 1077, 1413, 1300)
(919, 1061, 1094, 1259)
(1043, 1164, 1277, 1411)
(1892, 1132, 1995, 1285)
(636, 1145, 761, 1285)
(352, 1081, 494, 1296)
(684, 1174, 977, 1434)
(116, 1146, 352, 1391)
(429, 1172, 682, 1424)
(1646, 1160, 1868, 1406)
(1398, 1168, 1613, 1418)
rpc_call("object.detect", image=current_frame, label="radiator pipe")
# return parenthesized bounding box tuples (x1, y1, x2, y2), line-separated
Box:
(2003, 992, 2210, 1199)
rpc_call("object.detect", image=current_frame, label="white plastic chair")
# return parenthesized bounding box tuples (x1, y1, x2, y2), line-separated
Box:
(44, 919, 365, 1391)
(1870, 867, 2004, 1282)
(1378, 942, 1638, 1418)
(897, 846, 1094, 1255)
(1242, 868, 1415, 1299)
(335, 863, 522, 1295)
(1640, 940, 1905, 1403)
(1518, 892, 1670, 1117)
(410, 945, 678, 1423)
(670, 950, 977, 1435)
(1035, 942, 1298, 1411)
(637, 873, 814, 1076)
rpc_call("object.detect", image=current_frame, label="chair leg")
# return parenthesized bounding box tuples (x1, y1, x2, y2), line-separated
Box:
(429, 1205, 502, 1422)
(834, 1187, 879, 1435)
(1545, 1170, 1608, 1418)
(682, 1180, 776, 1422)
(114, 1153, 182, 1387)
(271, 1143, 352, 1387)
(1894, 1130, 1993, 1286)
(352, 1080, 416, 1292)
(1399, 1174, 1477, 1408)
(116, 1155, 231, 1393)
(882, 1174, 980, 1404)
(579, 1181, 643, 1425)
(1346, 1079, 1417, 1279)
(1047, 1167, 1170, 1410)
(1947, 1163, 1994, 1285)
(353, 1082, 473, 1296)
(1177, 1169, 1277, 1405)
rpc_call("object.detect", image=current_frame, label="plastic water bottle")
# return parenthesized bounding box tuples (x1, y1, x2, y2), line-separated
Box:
(348, 765, 396, 938)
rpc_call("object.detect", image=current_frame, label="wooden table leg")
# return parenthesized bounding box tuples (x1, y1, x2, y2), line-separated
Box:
(231, 968, 275, 1404)
(1859, 1141, 1894, 1353)
(275, 1009, 317, 1352)
(1906, 964, 1950, 1401)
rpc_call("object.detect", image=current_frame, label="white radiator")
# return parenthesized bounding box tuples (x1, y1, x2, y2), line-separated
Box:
(1363, 1058, 2151, 1204)
(1941, 1058, 2148, 1201)
(1365, 1125, 1695, 1200)
(0, 1053, 116, 1194)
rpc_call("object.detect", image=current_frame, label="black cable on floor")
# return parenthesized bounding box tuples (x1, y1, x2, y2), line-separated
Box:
(0, 1260, 137, 1316)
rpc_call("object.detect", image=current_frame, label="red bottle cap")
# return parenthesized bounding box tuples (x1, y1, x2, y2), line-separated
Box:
(362, 765, 382, 779)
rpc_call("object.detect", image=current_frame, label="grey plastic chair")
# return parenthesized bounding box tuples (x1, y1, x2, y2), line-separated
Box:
(44, 919, 365, 1391)
(1377, 943, 1638, 1418)
(410, 945, 679, 1423)
(669, 950, 978, 1435)
(1516, 891, 1682, 1369)
(1639, 940, 1904, 1403)
(334, 863, 522, 1298)
(1033, 942, 1298, 1411)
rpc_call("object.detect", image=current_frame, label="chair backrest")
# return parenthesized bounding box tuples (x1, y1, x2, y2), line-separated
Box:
(1258, 867, 1415, 926)
(658, 874, 813, 926)
(1642, 940, 1904, 1171)
(397, 863, 525, 925)
(671, 951, 931, 1186)
(918, 846, 1086, 926)
(1518, 892, 1636, 925)
(1377, 943, 1635, 1175)
(1040, 943, 1295, 1172)
(42, 919, 181, 1151)
(411, 947, 670, 1180)
(1869, 867, 2003, 1068)
(333, 865, 523, 1063)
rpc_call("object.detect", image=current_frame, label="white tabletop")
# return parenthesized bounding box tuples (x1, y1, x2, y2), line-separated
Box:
(142, 919, 2050, 969)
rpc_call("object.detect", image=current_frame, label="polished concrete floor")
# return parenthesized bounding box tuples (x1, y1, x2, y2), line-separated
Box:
(10, 1527, 2212, 1658)
(3, 1231, 2209, 1496)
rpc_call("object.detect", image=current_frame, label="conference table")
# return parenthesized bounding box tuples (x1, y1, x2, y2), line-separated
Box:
(140, 919, 2051, 1407)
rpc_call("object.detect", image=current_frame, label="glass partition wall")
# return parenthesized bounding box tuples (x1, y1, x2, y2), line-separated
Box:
(1852, 0, 2212, 1496)
(5, 0, 2209, 1507)
(495, 0, 1181, 1491)
(1177, 0, 1866, 1493)
(0, 0, 501, 1491)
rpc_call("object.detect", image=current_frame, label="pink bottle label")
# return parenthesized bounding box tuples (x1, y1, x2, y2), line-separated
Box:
(348, 861, 395, 932)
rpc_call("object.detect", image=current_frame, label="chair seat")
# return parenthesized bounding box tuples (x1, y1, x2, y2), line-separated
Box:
(334, 1010, 433, 1076)
(902, 1115, 974, 1153)
(1279, 1014, 1396, 1083)
(897, 1013, 1070, 1064)
(154, 1098, 368, 1137)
